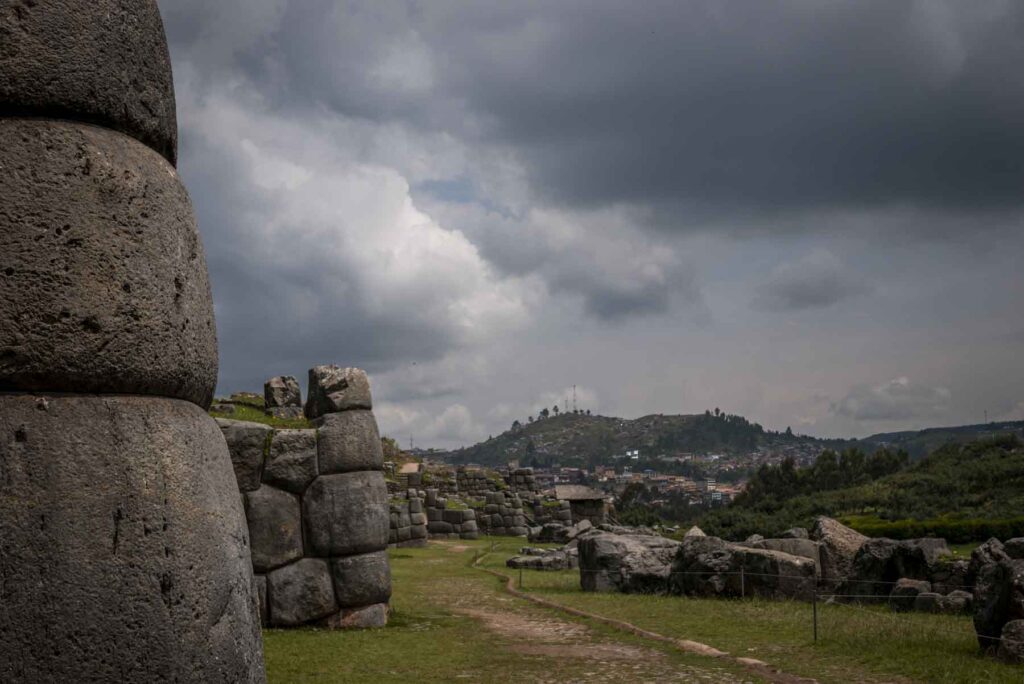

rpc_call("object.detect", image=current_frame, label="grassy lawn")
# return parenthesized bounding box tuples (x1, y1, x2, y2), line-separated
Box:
(493, 558, 1021, 684)
(209, 402, 312, 429)
(263, 538, 756, 683)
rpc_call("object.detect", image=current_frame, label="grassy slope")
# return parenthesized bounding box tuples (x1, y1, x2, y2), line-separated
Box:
(701, 436, 1024, 540)
(481, 551, 1023, 684)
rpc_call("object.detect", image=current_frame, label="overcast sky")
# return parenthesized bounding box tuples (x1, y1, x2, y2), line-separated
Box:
(161, 1, 1024, 448)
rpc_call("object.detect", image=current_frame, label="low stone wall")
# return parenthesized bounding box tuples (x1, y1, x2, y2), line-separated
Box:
(531, 499, 573, 526)
(456, 466, 501, 496)
(477, 491, 530, 537)
(424, 489, 479, 539)
(389, 490, 428, 548)
(505, 467, 538, 492)
(217, 366, 391, 630)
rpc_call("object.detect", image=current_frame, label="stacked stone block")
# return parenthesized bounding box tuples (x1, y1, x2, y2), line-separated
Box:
(506, 467, 539, 492)
(478, 491, 531, 537)
(264, 375, 303, 419)
(219, 366, 392, 629)
(389, 490, 429, 548)
(456, 465, 502, 496)
(0, 2, 265, 680)
(531, 499, 574, 526)
(425, 490, 480, 539)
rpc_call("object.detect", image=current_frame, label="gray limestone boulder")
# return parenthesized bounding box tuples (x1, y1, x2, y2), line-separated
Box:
(738, 538, 822, 575)
(913, 591, 943, 613)
(672, 536, 816, 600)
(969, 538, 1010, 587)
(244, 486, 303, 573)
(0, 395, 264, 683)
(266, 559, 336, 627)
(781, 527, 810, 540)
(262, 429, 318, 494)
(331, 551, 392, 608)
(809, 516, 867, 588)
(0, 119, 218, 406)
(1004, 538, 1024, 560)
(889, 578, 932, 612)
(305, 366, 372, 418)
(264, 375, 302, 408)
(316, 410, 383, 474)
(579, 533, 681, 593)
(941, 589, 973, 615)
(303, 472, 389, 556)
(846, 537, 950, 598)
(0, 0, 178, 163)
(974, 557, 1024, 652)
(217, 419, 273, 492)
(998, 619, 1024, 663)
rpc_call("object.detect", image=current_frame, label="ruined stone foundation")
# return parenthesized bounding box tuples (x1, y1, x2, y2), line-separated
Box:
(0, 1, 265, 680)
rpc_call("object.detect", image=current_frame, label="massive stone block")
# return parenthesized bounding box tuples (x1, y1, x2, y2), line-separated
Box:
(264, 375, 301, 408)
(0, 119, 218, 407)
(0, 395, 264, 682)
(244, 486, 304, 573)
(305, 365, 372, 418)
(217, 419, 272, 492)
(266, 559, 336, 627)
(0, 0, 178, 163)
(263, 429, 318, 494)
(303, 472, 390, 556)
(331, 551, 393, 608)
(316, 410, 384, 474)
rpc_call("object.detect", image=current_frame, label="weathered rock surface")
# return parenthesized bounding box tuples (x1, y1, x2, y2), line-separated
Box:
(507, 548, 579, 571)
(974, 557, 1024, 652)
(969, 538, 1010, 587)
(998, 619, 1024, 663)
(809, 516, 867, 588)
(331, 551, 392, 608)
(889, 578, 932, 612)
(738, 538, 822, 574)
(305, 365, 372, 418)
(266, 558, 336, 627)
(218, 419, 272, 491)
(316, 410, 383, 474)
(262, 429, 318, 494)
(684, 526, 706, 538)
(579, 533, 681, 593)
(304, 472, 390, 556)
(671, 536, 816, 600)
(0, 395, 264, 682)
(781, 527, 809, 540)
(264, 375, 301, 408)
(244, 486, 303, 573)
(1003, 538, 1024, 560)
(845, 537, 950, 597)
(0, 119, 218, 407)
(321, 603, 389, 629)
(0, 0, 178, 163)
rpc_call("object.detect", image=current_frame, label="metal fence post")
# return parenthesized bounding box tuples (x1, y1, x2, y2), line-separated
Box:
(813, 586, 818, 644)
(740, 567, 745, 599)
(519, 567, 523, 589)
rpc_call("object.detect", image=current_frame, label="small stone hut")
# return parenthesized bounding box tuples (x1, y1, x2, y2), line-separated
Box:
(555, 485, 609, 526)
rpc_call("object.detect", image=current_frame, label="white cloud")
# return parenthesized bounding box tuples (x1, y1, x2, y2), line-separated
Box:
(831, 377, 952, 422)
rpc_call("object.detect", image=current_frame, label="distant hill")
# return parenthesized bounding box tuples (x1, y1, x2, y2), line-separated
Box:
(857, 420, 1024, 460)
(444, 410, 844, 468)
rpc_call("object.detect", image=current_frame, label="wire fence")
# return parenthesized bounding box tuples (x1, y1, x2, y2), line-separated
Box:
(500, 564, 1024, 652)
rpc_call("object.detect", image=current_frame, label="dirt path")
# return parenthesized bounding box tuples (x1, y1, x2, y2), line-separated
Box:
(429, 544, 754, 683)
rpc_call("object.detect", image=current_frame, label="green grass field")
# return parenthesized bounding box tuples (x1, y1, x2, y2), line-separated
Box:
(263, 538, 1021, 683)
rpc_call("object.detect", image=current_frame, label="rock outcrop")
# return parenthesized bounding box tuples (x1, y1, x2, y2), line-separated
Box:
(809, 516, 867, 589)
(844, 537, 950, 598)
(579, 533, 681, 593)
(670, 536, 816, 601)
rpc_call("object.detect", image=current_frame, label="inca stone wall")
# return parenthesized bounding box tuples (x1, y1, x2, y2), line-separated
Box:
(425, 490, 480, 539)
(0, 2, 265, 680)
(389, 490, 429, 548)
(219, 366, 392, 629)
(478, 491, 530, 537)
(456, 466, 502, 496)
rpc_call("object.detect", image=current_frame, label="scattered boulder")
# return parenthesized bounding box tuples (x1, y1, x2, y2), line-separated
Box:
(913, 592, 943, 613)
(973, 557, 1024, 652)
(781, 527, 809, 540)
(264, 375, 301, 408)
(738, 538, 822, 575)
(305, 366, 372, 419)
(507, 548, 578, 571)
(1003, 538, 1024, 560)
(810, 516, 867, 589)
(671, 536, 816, 601)
(942, 589, 973, 615)
(745, 534, 765, 543)
(846, 537, 950, 598)
(684, 526, 706, 538)
(889, 578, 932, 612)
(998, 619, 1024, 664)
(969, 538, 1010, 586)
(579, 533, 681, 593)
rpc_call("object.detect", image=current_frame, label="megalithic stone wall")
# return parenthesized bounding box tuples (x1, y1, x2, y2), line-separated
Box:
(218, 366, 393, 629)
(0, 2, 265, 681)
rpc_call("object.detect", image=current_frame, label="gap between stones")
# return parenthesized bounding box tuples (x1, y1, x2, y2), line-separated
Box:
(470, 549, 817, 684)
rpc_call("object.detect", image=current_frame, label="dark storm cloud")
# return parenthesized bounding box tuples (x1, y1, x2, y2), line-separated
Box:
(166, 1, 1024, 218)
(752, 249, 868, 311)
